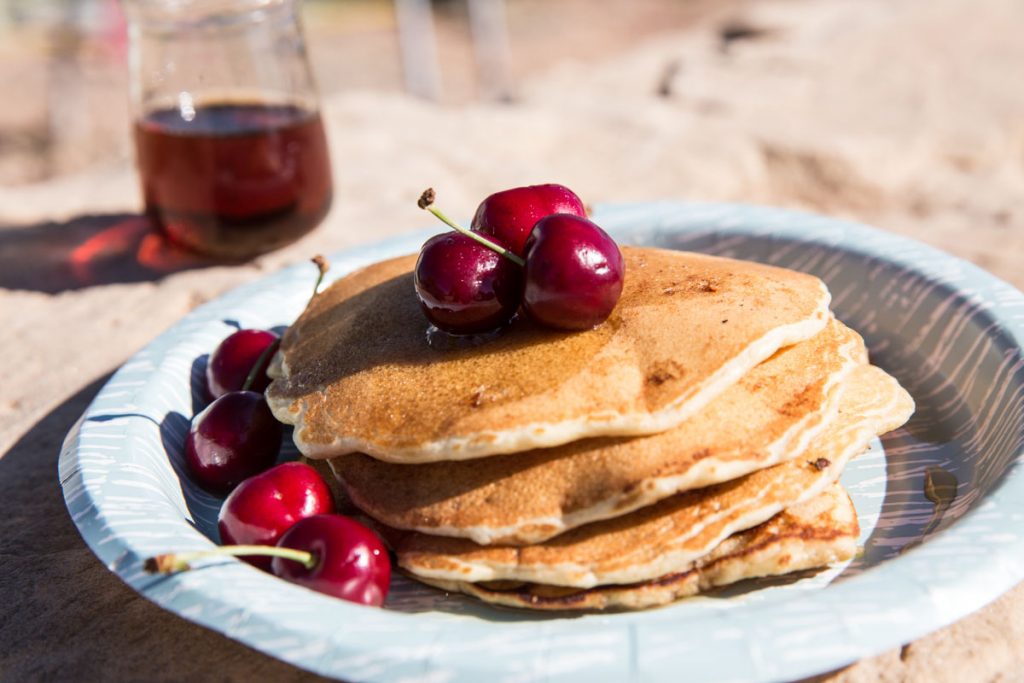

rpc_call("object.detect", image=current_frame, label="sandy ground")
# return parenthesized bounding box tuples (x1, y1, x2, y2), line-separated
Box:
(0, 0, 1022, 680)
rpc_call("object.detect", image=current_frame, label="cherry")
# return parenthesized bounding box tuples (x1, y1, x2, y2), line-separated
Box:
(417, 187, 625, 332)
(522, 214, 625, 330)
(206, 329, 280, 398)
(185, 391, 282, 493)
(471, 184, 586, 256)
(206, 255, 329, 399)
(271, 514, 391, 607)
(218, 462, 334, 571)
(145, 514, 392, 607)
(414, 232, 523, 335)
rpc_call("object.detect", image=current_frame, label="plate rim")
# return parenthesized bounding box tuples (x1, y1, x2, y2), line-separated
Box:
(59, 201, 1024, 683)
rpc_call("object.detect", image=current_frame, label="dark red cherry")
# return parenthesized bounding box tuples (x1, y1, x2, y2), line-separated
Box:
(272, 514, 391, 607)
(185, 391, 282, 493)
(522, 214, 625, 330)
(206, 329, 280, 398)
(471, 183, 586, 256)
(414, 232, 523, 334)
(218, 462, 334, 571)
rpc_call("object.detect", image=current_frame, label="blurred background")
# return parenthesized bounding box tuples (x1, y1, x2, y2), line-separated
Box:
(0, 0, 1021, 273)
(0, 0, 721, 184)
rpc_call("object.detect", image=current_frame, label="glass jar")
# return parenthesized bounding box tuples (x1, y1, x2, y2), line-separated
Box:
(125, 0, 332, 259)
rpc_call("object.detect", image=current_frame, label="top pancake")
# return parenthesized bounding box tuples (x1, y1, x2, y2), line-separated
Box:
(329, 318, 866, 545)
(267, 246, 831, 463)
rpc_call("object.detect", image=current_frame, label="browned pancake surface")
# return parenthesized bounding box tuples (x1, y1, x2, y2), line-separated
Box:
(384, 365, 913, 587)
(330, 319, 866, 544)
(268, 247, 830, 462)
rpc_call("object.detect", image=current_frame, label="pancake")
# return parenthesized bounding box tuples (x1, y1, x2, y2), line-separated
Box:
(267, 247, 831, 463)
(419, 483, 858, 611)
(384, 364, 913, 588)
(328, 318, 867, 545)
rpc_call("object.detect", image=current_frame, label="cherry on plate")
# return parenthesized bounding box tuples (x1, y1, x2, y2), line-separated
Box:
(471, 183, 586, 256)
(185, 390, 282, 493)
(206, 328, 280, 398)
(522, 214, 625, 330)
(145, 513, 391, 607)
(218, 461, 334, 571)
(414, 232, 523, 335)
(272, 514, 391, 607)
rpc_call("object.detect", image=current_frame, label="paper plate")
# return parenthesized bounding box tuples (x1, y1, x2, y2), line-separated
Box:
(60, 202, 1024, 682)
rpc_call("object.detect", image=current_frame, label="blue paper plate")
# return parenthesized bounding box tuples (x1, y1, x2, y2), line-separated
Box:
(60, 203, 1024, 682)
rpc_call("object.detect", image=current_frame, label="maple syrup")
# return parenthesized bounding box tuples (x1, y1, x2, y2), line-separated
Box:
(135, 102, 332, 259)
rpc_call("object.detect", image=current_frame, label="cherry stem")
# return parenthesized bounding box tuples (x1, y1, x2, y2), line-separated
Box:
(310, 254, 330, 301)
(417, 188, 526, 267)
(144, 545, 317, 574)
(241, 342, 277, 392)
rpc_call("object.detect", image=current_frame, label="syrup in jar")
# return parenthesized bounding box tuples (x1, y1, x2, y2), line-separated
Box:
(135, 101, 332, 260)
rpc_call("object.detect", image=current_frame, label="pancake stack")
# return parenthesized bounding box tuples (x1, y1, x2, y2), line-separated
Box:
(267, 247, 913, 611)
